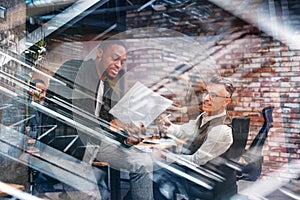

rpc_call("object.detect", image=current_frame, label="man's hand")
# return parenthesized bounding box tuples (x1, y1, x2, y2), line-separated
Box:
(156, 114, 172, 136)
(110, 120, 147, 145)
(151, 148, 166, 161)
(110, 119, 126, 132)
(124, 122, 147, 145)
(123, 122, 146, 136)
(110, 120, 146, 134)
(125, 135, 142, 145)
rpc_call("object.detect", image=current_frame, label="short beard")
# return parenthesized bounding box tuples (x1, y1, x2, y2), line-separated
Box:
(102, 71, 111, 80)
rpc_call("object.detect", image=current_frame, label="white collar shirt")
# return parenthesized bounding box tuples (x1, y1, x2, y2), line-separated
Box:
(95, 80, 104, 117)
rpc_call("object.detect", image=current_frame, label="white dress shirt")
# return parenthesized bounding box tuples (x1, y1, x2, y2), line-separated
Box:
(166, 111, 233, 166)
(95, 81, 104, 117)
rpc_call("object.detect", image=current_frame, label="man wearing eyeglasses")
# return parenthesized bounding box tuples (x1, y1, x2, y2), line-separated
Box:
(154, 76, 236, 200)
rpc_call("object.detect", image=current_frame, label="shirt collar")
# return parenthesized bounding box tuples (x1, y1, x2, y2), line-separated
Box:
(201, 110, 227, 126)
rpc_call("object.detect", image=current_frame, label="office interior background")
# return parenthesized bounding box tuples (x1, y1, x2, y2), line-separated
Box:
(0, 0, 299, 199)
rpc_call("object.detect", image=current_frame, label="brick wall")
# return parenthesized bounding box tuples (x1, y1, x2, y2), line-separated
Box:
(126, 1, 300, 178)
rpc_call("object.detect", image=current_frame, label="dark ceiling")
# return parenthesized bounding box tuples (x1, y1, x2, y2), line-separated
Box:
(25, 0, 214, 41)
(26, 0, 143, 40)
(25, 0, 300, 43)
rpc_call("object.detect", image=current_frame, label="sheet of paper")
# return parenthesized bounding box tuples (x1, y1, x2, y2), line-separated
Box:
(134, 146, 153, 153)
(109, 81, 173, 127)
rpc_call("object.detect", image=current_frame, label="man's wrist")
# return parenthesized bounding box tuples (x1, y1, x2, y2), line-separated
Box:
(161, 152, 167, 160)
(123, 138, 133, 147)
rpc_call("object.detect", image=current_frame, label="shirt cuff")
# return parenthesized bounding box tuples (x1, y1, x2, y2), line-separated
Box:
(168, 124, 181, 137)
(165, 152, 176, 163)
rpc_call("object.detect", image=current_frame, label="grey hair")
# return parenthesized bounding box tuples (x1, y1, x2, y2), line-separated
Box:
(209, 76, 235, 97)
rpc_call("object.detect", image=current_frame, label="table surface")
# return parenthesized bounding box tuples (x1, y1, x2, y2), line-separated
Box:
(0, 183, 25, 196)
(135, 137, 178, 152)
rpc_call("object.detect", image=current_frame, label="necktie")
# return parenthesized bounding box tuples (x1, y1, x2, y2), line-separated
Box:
(99, 80, 112, 122)
(187, 115, 210, 154)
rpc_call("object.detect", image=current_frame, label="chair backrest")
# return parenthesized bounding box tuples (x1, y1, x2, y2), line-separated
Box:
(225, 116, 250, 160)
(238, 106, 274, 181)
(249, 106, 274, 151)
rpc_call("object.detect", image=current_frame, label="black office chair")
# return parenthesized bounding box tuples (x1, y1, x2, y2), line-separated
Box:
(205, 116, 251, 182)
(227, 116, 251, 161)
(237, 106, 274, 181)
(206, 108, 274, 199)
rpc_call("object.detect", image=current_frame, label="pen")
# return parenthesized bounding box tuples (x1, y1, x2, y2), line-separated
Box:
(160, 114, 171, 122)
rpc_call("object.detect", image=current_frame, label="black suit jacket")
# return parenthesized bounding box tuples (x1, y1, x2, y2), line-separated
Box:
(68, 59, 129, 146)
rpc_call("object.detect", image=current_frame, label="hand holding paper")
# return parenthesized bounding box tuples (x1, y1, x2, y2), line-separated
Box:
(109, 81, 173, 127)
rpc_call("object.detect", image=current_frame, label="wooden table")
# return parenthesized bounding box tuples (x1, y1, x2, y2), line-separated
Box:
(0, 183, 25, 196)
(135, 137, 178, 152)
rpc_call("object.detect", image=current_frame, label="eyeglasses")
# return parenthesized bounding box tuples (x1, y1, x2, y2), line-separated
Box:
(202, 90, 229, 99)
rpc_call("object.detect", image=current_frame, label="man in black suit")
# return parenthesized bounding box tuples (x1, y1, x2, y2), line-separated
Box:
(71, 39, 153, 200)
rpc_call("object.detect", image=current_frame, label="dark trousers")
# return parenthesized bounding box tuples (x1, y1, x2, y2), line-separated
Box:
(153, 162, 237, 200)
(153, 162, 214, 200)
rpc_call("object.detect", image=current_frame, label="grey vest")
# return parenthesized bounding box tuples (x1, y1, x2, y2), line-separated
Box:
(186, 114, 232, 155)
(189, 114, 237, 197)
